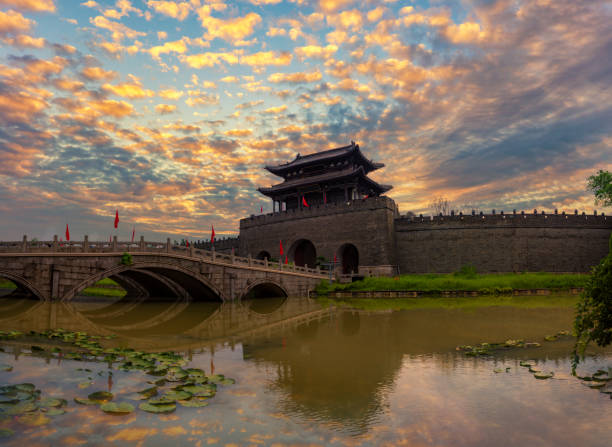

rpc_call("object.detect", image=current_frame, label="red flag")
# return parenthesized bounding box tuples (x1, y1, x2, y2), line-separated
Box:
(210, 225, 215, 244)
(186, 240, 189, 247)
(279, 240, 284, 256)
(334, 253, 337, 263)
(131, 226, 135, 242)
(324, 191, 327, 204)
(285, 256, 288, 264)
(65, 224, 70, 241)
(302, 196, 309, 207)
(260, 206, 263, 213)
(114, 209, 119, 229)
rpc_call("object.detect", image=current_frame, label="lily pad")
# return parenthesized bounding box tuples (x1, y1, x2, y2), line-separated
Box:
(178, 399, 209, 408)
(588, 382, 606, 389)
(164, 390, 191, 401)
(218, 378, 235, 385)
(43, 408, 66, 416)
(6, 401, 38, 415)
(0, 365, 12, 372)
(17, 413, 50, 426)
(40, 398, 65, 408)
(0, 428, 14, 438)
(78, 382, 93, 389)
(88, 391, 113, 403)
(15, 383, 35, 392)
(519, 361, 535, 367)
(544, 335, 558, 341)
(100, 402, 134, 414)
(139, 402, 176, 413)
(74, 397, 98, 406)
(137, 387, 158, 399)
(493, 368, 504, 373)
(148, 396, 177, 405)
(533, 372, 554, 379)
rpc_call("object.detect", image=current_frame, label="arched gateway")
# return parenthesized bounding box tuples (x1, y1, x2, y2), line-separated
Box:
(289, 239, 317, 268)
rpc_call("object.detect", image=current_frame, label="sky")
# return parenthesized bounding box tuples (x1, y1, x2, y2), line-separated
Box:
(0, 0, 610, 242)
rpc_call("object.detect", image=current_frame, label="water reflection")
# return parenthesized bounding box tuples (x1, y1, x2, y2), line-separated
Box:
(0, 296, 609, 446)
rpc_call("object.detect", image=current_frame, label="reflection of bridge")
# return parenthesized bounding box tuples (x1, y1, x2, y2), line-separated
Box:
(0, 239, 326, 301)
(0, 297, 332, 352)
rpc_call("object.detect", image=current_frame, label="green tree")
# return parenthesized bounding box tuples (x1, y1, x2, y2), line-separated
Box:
(587, 169, 612, 207)
(572, 171, 612, 371)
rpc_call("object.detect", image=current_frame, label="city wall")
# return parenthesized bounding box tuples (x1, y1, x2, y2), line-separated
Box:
(395, 213, 612, 273)
(239, 197, 398, 268)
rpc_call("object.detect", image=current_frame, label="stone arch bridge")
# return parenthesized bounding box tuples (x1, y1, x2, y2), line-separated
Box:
(0, 238, 326, 302)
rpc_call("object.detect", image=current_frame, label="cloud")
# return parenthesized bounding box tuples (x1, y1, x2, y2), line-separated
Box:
(0, 0, 56, 12)
(155, 103, 176, 114)
(268, 71, 322, 83)
(224, 128, 252, 137)
(81, 66, 117, 81)
(2, 34, 45, 47)
(158, 88, 183, 99)
(147, 1, 191, 21)
(0, 10, 33, 36)
(147, 37, 189, 59)
(318, 0, 354, 14)
(180, 51, 241, 68)
(90, 15, 146, 41)
(185, 90, 219, 106)
(262, 105, 287, 114)
(295, 45, 337, 60)
(196, 6, 261, 44)
(240, 51, 292, 66)
(103, 77, 154, 99)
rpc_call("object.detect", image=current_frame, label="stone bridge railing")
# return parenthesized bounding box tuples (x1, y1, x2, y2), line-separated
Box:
(0, 235, 328, 277)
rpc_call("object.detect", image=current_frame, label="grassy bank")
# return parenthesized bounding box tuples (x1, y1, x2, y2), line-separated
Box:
(316, 272, 589, 296)
(0, 277, 125, 297)
(317, 293, 580, 311)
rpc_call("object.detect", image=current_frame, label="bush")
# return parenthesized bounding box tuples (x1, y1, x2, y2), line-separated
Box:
(573, 235, 612, 369)
(120, 252, 133, 266)
(453, 264, 477, 278)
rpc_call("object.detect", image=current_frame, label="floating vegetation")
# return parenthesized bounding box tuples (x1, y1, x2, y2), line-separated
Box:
(0, 383, 68, 435)
(533, 372, 554, 380)
(0, 328, 236, 421)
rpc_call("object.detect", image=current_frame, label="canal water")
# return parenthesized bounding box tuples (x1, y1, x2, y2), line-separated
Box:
(0, 295, 609, 446)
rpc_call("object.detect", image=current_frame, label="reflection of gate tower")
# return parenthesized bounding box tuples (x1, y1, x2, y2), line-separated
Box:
(240, 142, 398, 275)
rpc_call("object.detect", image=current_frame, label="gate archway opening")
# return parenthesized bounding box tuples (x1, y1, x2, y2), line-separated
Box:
(256, 250, 272, 260)
(339, 243, 359, 274)
(289, 239, 317, 268)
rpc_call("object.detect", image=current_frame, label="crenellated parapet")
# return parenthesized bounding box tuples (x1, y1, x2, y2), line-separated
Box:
(240, 196, 399, 230)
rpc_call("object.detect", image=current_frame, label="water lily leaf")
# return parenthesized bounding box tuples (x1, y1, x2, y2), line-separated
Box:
(588, 382, 606, 389)
(78, 382, 93, 389)
(17, 413, 50, 426)
(137, 387, 158, 399)
(40, 398, 64, 408)
(101, 402, 134, 414)
(524, 342, 541, 348)
(528, 367, 541, 374)
(533, 372, 554, 379)
(207, 374, 226, 383)
(0, 365, 12, 372)
(167, 390, 192, 400)
(493, 368, 504, 373)
(6, 401, 38, 415)
(0, 428, 14, 438)
(43, 408, 66, 416)
(544, 335, 558, 341)
(148, 396, 177, 405)
(218, 378, 235, 385)
(15, 383, 35, 392)
(178, 399, 209, 408)
(74, 397, 98, 405)
(88, 391, 113, 403)
(519, 361, 535, 367)
(139, 402, 176, 413)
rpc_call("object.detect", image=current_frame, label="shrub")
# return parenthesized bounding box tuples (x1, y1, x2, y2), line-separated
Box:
(120, 252, 133, 266)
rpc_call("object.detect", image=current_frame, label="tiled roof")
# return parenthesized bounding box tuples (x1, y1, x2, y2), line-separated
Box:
(258, 165, 392, 196)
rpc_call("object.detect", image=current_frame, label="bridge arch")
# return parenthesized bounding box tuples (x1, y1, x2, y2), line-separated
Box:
(0, 270, 45, 301)
(240, 279, 288, 300)
(338, 243, 359, 274)
(289, 239, 317, 268)
(63, 262, 227, 302)
(256, 250, 272, 260)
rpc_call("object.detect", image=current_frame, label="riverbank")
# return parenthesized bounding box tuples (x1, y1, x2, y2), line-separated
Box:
(315, 272, 589, 296)
(317, 293, 580, 311)
(0, 278, 126, 297)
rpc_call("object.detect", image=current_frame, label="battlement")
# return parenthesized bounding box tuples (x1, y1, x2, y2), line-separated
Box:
(240, 196, 398, 229)
(396, 211, 611, 230)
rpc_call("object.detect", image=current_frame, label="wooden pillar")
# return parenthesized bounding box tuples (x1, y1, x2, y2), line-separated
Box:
(112, 236, 117, 252)
(83, 235, 88, 253)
